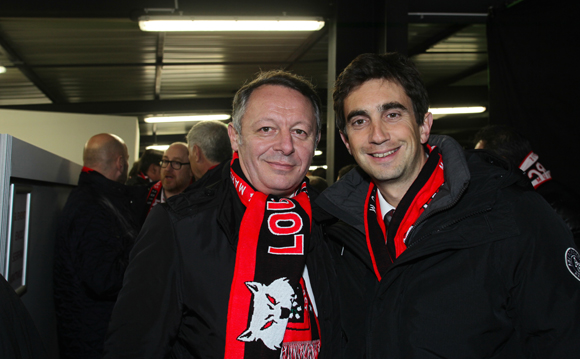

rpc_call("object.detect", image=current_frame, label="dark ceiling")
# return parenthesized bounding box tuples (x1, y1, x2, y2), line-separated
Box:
(0, 0, 508, 168)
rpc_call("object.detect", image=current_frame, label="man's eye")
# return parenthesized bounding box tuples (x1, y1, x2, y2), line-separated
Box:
(259, 127, 272, 133)
(294, 129, 306, 135)
(386, 112, 400, 119)
(352, 118, 365, 126)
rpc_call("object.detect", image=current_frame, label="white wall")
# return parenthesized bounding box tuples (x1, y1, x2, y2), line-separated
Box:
(0, 109, 139, 166)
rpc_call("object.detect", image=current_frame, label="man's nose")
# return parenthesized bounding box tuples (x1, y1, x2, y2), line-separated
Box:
(369, 120, 390, 145)
(273, 130, 295, 155)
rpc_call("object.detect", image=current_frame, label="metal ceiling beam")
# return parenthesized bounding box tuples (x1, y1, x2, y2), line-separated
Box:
(427, 85, 488, 106)
(427, 61, 488, 89)
(154, 32, 165, 100)
(284, 27, 329, 71)
(408, 23, 471, 57)
(0, 33, 65, 103)
(0, 97, 234, 115)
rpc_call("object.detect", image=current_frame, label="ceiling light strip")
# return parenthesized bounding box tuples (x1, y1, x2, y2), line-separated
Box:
(139, 17, 325, 32)
(429, 106, 486, 115)
(144, 114, 231, 123)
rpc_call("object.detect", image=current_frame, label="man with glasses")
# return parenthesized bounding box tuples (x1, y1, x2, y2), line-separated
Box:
(145, 142, 193, 213)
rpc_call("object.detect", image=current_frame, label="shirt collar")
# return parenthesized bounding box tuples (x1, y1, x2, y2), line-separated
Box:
(377, 188, 395, 220)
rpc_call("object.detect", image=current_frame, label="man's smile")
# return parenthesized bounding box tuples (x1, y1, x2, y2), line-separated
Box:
(370, 147, 399, 158)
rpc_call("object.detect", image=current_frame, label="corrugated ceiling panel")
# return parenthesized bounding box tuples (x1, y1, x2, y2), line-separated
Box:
(163, 31, 316, 63)
(428, 24, 486, 53)
(413, 52, 488, 85)
(159, 63, 285, 99)
(0, 18, 157, 65)
(0, 67, 51, 105)
(35, 66, 156, 103)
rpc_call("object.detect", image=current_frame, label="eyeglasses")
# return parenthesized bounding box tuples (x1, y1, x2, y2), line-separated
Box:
(160, 160, 191, 170)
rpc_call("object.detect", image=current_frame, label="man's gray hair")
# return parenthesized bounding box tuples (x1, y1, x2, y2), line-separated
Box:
(231, 70, 321, 138)
(186, 120, 232, 163)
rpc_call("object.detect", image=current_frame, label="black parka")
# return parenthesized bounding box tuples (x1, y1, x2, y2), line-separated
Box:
(54, 169, 144, 359)
(317, 135, 580, 359)
(104, 163, 342, 358)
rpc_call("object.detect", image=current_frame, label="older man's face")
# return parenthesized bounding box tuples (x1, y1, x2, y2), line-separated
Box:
(228, 85, 319, 197)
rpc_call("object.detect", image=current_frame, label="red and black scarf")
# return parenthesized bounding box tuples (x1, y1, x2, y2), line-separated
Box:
(225, 152, 321, 359)
(519, 151, 552, 189)
(145, 181, 163, 214)
(364, 145, 445, 281)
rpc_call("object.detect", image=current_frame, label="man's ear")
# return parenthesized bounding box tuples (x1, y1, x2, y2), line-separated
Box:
(228, 123, 239, 152)
(114, 155, 125, 179)
(193, 144, 203, 163)
(420, 112, 433, 144)
(339, 131, 352, 155)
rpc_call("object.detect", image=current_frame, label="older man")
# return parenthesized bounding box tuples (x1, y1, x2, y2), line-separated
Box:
(317, 53, 580, 358)
(104, 71, 340, 358)
(144, 142, 193, 213)
(55, 133, 142, 359)
(186, 120, 232, 187)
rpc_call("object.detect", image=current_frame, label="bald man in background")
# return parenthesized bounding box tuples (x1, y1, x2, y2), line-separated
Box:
(54, 133, 144, 359)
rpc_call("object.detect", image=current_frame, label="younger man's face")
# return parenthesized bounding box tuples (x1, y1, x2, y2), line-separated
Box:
(340, 78, 432, 192)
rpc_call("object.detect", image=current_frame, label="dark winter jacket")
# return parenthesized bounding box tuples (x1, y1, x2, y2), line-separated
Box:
(317, 135, 580, 359)
(54, 169, 143, 359)
(536, 179, 580, 247)
(104, 162, 342, 359)
(0, 275, 47, 359)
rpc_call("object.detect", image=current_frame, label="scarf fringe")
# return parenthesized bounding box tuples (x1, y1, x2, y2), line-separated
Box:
(281, 340, 321, 359)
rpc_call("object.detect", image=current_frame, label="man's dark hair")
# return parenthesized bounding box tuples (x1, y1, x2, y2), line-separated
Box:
(138, 149, 163, 173)
(333, 52, 429, 137)
(232, 70, 322, 138)
(473, 125, 532, 168)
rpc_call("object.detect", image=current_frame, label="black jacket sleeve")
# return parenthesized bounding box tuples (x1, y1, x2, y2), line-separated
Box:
(103, 204, 183, 358)
(501, 191, 580, 358)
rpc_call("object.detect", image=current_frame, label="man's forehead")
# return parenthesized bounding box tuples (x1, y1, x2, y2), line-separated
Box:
(346, 79, 412, 109)
(244, 85, 316, 127)
(164, 145, 188, 159)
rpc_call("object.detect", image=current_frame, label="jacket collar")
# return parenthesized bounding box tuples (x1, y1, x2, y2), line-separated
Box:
(316, 136, 468, 231)
(78, 168, 130, 197)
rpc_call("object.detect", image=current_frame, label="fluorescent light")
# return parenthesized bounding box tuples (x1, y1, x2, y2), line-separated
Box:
(429, 106, 486, 115)
(0, 66, 6, 74)
(146, 145, 170, 151)
(139, 16, 325, 32)
(309, 165, 328, 171)
(314, 150, 323, 156)
(144, 114, 231, 123)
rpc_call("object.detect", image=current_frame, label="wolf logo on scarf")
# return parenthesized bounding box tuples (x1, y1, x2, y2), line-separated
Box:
(237, 277, 296, 350)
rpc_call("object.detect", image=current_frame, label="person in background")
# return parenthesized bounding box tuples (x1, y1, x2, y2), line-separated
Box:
(312, 167, 326, 180)
(186, 120, 232, 188)
(54, 133, 142, 359)
(336, 163, 357, 181)
(0, 275, 47, 359)
(307, 175, 328, 193)
(317, 52, 580, 358)
(144, 142, 193, 213)
(104, 70, 340, 359)
(474, 124, 580, 247)
(126, 149, 162, 186)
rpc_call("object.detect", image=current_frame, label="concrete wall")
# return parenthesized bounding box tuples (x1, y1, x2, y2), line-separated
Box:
(0, 109, 139, 166)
